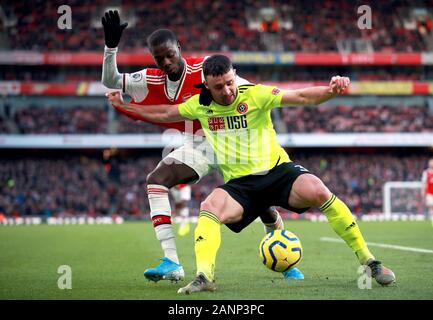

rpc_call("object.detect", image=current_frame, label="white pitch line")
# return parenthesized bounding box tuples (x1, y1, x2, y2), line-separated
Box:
(320, 237, 433, 254)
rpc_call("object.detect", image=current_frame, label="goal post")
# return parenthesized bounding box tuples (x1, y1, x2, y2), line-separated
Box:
(383, 181, 424, 218)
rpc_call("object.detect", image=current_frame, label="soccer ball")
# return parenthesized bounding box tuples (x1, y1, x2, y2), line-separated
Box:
(259, 230, 302, 272)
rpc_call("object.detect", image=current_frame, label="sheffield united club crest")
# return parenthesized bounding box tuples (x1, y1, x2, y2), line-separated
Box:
(236, 103, 248, 115)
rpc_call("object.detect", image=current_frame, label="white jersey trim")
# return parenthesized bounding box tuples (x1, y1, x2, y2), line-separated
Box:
(123, 58, 208, 103)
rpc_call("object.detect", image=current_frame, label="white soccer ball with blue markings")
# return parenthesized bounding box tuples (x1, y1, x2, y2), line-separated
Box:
(259, 230, 302, 272)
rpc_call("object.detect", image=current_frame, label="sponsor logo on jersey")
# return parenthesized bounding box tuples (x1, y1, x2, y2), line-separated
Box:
(208, 117, 226, 131)
(208, 115, 248, 131)
(226, 115, 248, 129)
(236, 103, 248, 115)
(272, 88, 280, 95)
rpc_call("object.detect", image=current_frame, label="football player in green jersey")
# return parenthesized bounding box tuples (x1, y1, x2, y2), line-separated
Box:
(107, 54, 396, 294)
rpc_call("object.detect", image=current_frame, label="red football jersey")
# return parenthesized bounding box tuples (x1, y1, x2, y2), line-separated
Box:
(120, 57, 204, 134)
(423, 169, 433, 195)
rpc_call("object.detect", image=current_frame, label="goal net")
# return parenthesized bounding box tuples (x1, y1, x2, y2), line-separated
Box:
(382, 181, 425, 218)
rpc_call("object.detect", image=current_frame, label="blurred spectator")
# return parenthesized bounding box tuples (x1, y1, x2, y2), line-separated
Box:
(259, 7, 280, 34)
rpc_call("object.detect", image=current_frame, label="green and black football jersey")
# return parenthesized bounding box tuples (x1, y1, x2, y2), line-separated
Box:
(179, 84, 291, 182)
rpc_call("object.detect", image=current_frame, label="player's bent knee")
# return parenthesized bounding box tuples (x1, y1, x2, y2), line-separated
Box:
(146, 171, 164, 185)
(314, 185, 332, 207)
(146, 169, 176, 187)
(200, 200, 225, 222)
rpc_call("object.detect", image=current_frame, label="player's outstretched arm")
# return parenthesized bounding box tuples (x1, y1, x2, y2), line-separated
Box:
(106, 92, 186, 123)
(101, 10, 128, 49)
(281, 76, 350, 106)
(101, 10, 128, 89)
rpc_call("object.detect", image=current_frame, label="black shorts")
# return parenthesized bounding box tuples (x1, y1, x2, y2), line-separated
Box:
(218, 162, 310, 233)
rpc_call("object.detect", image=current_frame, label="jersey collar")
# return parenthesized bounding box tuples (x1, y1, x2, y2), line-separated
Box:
(211, 87, 241, 109)
(164, 58, 187, 102)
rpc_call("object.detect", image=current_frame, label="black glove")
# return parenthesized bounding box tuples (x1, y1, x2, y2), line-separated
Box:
(193, 83, 213, 106)
(101, 10, 128, 48)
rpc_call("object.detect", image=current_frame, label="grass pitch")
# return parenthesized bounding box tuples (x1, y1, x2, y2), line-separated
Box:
(0, 220, 432, 300)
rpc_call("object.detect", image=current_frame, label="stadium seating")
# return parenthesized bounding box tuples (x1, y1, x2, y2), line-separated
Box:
(3, 0, 432, 52)
(0, 152, 429, 217)
(1, 104, 431, 134)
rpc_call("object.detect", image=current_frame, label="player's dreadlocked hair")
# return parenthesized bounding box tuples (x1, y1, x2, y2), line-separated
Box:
(203, 54, 233, 77)
(147, 29, 178, 48)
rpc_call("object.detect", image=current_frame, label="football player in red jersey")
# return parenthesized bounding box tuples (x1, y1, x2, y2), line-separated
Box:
(421, 158, 433, 226)
(101, 10, 303, 282)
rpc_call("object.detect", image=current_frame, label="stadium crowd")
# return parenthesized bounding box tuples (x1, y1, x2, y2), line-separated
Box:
(1, 104, 431, 134)
(3, 64, 430, 83)
(0, 152, 429, 218)
(116, 116, 165, 134)
(281, 105, 433, 133)
(0, 115, 10, 133)
(241, 66, 433, 83)
(3, 0, 431, 52)
(12, 106, 108, 134)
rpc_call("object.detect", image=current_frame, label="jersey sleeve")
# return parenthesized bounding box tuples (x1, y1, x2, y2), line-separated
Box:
(123, 69, 149, 102)
(253, 84, 284, 112)
(178, 96, 199, 120)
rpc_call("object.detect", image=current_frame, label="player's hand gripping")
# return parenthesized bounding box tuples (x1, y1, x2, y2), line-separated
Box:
(329, 76, 350, 95)
(101, 10, 128, 48)
(106, 91, 126, 109)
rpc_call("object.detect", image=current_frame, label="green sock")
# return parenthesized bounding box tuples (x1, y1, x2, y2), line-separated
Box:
(320, 194, 374, 264)
(194, 210, 221, 281)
